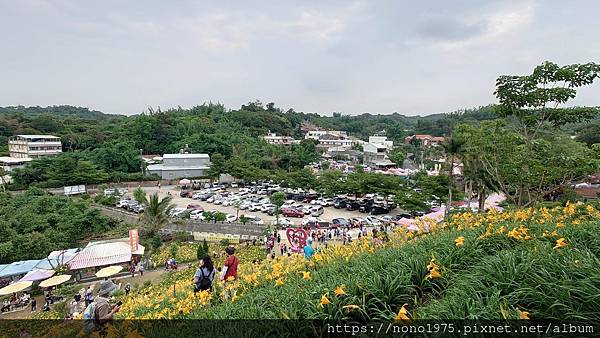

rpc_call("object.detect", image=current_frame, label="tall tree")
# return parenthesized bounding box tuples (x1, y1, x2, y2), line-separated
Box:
(270, 191, 285, 228)
(442, 135, 463, 216)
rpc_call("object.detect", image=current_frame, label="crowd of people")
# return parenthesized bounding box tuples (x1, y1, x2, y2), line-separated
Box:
(1, 292, 31, 313)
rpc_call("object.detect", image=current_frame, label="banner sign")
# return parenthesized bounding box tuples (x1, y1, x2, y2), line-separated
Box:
(129, 229, 139, 252)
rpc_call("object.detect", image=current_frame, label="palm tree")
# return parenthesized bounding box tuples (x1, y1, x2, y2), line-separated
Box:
(135, 189, 175, 237)
(442, 135, 464, 218)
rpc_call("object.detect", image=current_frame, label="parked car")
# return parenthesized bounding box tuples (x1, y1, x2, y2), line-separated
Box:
(266, 206, 281, 216)
(334, 198, 347, 209)
(346, 200, 361, 211)
(225, 214, 237, 223)
(131, 204, 144, 213)
(271, 218, 294, 228)
(301, 205, 312, 216)
(359, 200, 374, 213)
(261, 203, 275, 213)
(213, 197, 224, 205)
(172, 208, 190, 218)
(370, 205, 390, 215)
(116, 199, 133, 208)
(187, 203, 203, 211)
(189, 209, 204, 220)
(349, 217, 367, 227)
(230, 183, 238, 188)
(180, 190, 193, 198)
(365, 216, 382, 226)
(239, 201, 251, 210)
(331, 218, 349, 228)
(302, 217, 321, 227)
(321, 198, 334, 207)
(310, 205, 324, 216)
(248, 203, 263, 212)
(282, 208, 304, 218)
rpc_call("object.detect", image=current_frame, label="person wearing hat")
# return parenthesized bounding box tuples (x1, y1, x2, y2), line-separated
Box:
(94, 280, 120, 324)
(303, 238, 315, 260)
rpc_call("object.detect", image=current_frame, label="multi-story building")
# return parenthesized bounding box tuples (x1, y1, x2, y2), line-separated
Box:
(262, 133, 295, 146)
(0, 157, 32, 172)
(368, 135, 394, 150)
(146, 153, 211, 179)
(8, 135, 62, 158)
(305, 130, 348, 141)
(363, 143, 395, 169)
(404, 134, 445, 147)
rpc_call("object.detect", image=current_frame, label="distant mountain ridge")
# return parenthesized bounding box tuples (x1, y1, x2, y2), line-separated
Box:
(0, 105, 124, 119)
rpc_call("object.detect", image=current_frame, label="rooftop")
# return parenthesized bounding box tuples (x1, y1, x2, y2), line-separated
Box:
(0, 156, 33, 164)
(15, 134, 60, 139)
(163, 153, 209, 159)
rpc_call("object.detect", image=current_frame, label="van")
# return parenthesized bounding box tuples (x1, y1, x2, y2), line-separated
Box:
(310, 205, 324, 216)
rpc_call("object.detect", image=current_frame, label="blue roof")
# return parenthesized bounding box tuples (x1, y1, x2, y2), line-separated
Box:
(0, 260, 42, 278)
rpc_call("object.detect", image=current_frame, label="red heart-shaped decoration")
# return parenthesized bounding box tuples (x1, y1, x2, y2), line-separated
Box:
(286, 228, 308, 248)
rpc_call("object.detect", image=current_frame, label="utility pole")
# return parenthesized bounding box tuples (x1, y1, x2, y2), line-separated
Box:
(140, 149, 144, 175)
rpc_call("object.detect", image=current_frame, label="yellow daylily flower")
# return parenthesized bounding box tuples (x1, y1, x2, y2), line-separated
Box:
(302, 271, 311, 280)
(395, 304, 410, 322)
(334, 285, 346, 296)
(553, 238, 567, 250)
(518, 309, 530, 319)
(426, 268, 442, 280)
(455, 236, 465, 246)
(318, 293, 331, 307)
(275, 278, 285, 286)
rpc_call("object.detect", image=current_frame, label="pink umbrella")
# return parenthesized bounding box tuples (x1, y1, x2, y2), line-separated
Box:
(19, 269, 55, 282)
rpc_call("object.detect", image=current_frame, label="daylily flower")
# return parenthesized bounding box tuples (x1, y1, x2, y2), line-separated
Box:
(395, 304, 410, 321)
(426, 268, 441, 280)
(334, 285, 346, 296)
(553, 238, 567, 250)
(518, 309, 530, 319)
(318, 293, 331, 307)
(455, 236, 465, 246)
(302, 271, 311, 280)
(275, 278, 284, 286)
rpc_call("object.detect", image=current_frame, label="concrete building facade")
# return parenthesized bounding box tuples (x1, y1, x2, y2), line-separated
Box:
(8, 135, 62, 158)
(146, 153, 211, 179)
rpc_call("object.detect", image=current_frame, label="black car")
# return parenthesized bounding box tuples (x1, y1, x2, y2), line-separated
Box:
(331, 218, 349, 228)
(370, 205, 390, 215)
(358, 199, 374, 213)
(411, 210, 425, 217)
(346, 200, 361, 211)
(394, 213, 412, 220)
(293, 193, 306, 202)
(334, 198, 347, 209)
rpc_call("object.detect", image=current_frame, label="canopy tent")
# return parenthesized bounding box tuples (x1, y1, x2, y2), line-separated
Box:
(39, 274, 71, 288)
(179, 178, 191, 185)
(95, 266, 123, 278)
(0, 260, 42, 279)
(0, 281, 33, 296)
(0, 265, 7, 276)
(19, 269, 55, 282)
(68, 239, 144, 270)
(35, 248, 79, 270)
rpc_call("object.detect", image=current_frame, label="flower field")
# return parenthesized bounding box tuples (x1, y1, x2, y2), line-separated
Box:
(186, 202, 600, 322)
(13, 202, 600, 337)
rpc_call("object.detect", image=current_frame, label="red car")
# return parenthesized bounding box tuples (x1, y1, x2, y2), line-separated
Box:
(186, 204, 204, 212)
(282, 208, 304, 218)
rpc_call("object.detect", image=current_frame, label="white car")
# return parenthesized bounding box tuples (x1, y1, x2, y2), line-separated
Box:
(302, 217, 321, 226)
(116, 199, 132, 208)
(191, 192, 203, 200)
(302, 205, 312, 215)
(230, 183, 238, 188)
(261, 204, 275, 213)
(239, 202, 251, 210)
(171, 208, 188, 218)
(322, 198, 335, 207)
(248, 203, 263, 212)
(282, 200, 297, 208)
(213, 197, 224, 205)
(190, 209, 204, 220)
(365, 216, 382, 226)
(310, 199, 323, 205)
(225, 214, 237, 223)
(271, 218, 294, 228)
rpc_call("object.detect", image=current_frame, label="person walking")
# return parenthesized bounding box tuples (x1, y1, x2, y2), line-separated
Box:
(220, 246, 239, 300)
(30, 298, 36, 312)
(139, 264, 144, 276)
(303, 238, 315, 260)
(194, 256, 216, 293)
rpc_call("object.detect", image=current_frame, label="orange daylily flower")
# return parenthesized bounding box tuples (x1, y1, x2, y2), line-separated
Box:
(334, 285, 346, 296)
(553, 238, 567, 250)
(518, 309, 530, 319)
(455, 236, 465, 246)
(318, 293, 331, 307)
(395, 304, 410, 322)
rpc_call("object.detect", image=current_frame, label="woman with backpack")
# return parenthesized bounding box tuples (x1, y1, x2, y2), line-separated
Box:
(193, 256, 215, 293)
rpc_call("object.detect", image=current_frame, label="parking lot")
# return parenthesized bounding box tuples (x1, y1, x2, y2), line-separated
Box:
(136, 184, 408, 228)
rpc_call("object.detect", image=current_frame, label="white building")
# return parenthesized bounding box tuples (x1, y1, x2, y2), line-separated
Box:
(363, 143, 395, 168)
(305, 130, 347, 140)
(262, 133, 295, 145)
(146, 153, 211, 179)
(8, 135, 62, 158)
(0, 156, 32, 172)
(368, 135, 394, 150)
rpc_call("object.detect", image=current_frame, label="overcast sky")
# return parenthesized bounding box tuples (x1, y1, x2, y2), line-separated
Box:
(1, 0, 599, 116)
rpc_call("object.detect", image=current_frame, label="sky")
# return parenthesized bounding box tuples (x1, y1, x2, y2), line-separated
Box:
(1, 0, 599, 116)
